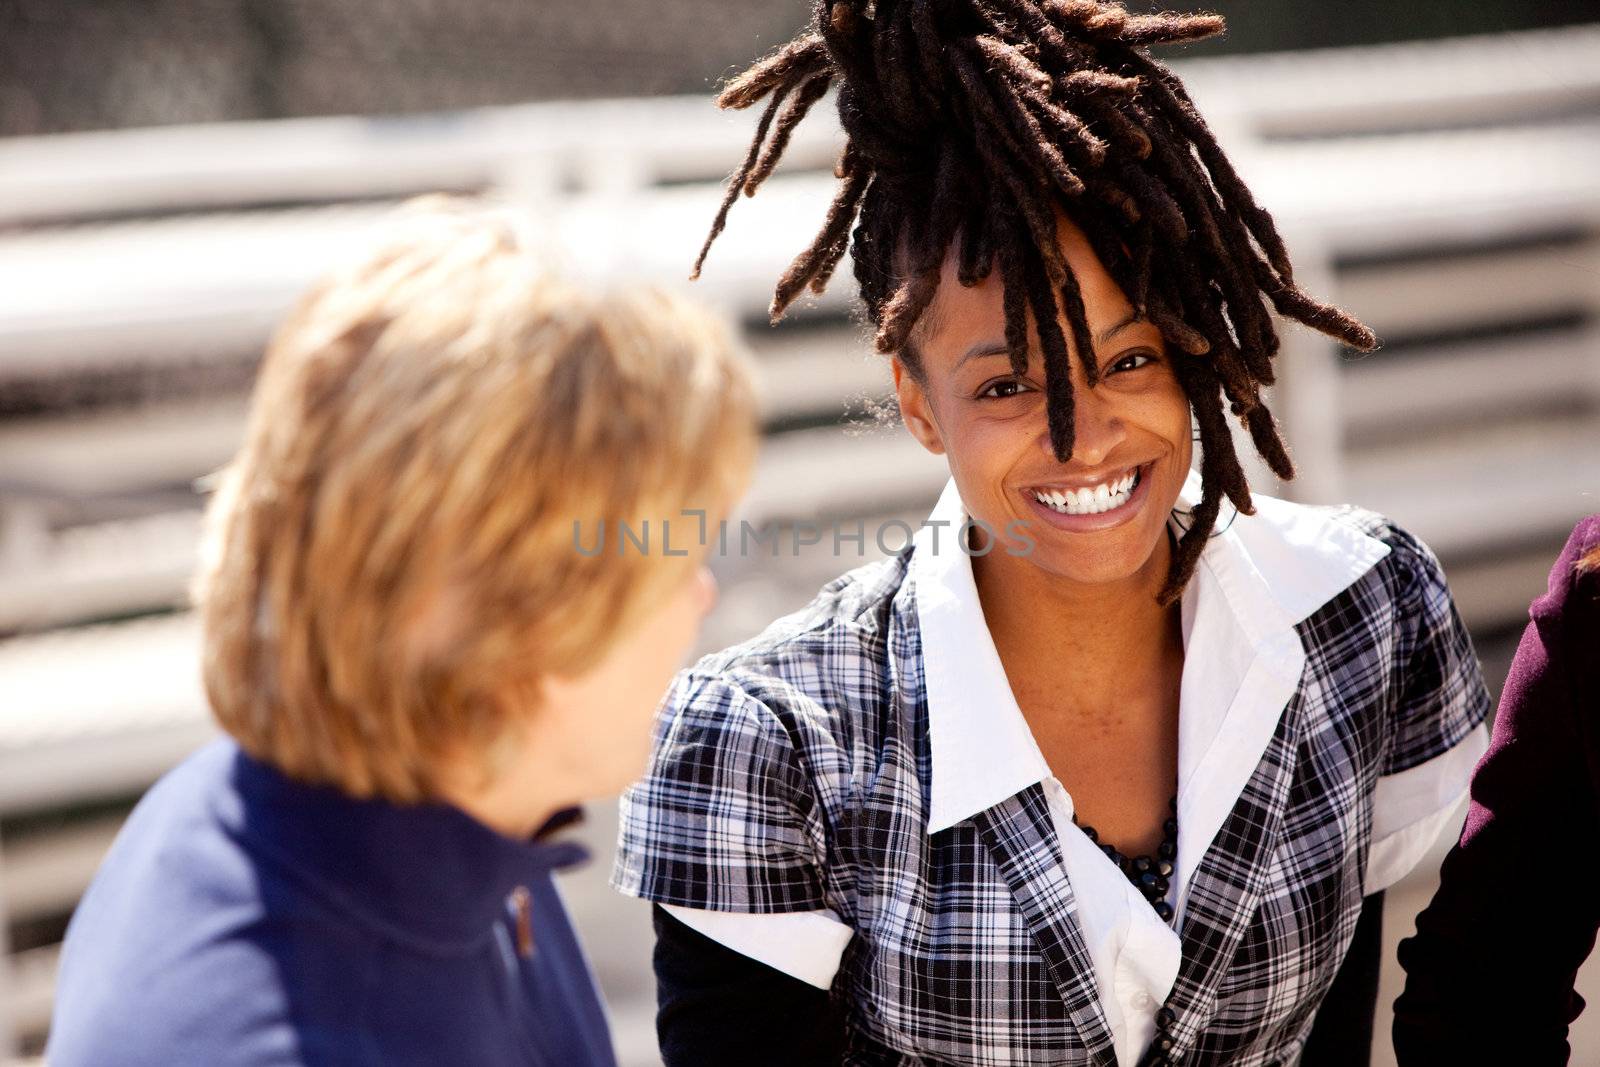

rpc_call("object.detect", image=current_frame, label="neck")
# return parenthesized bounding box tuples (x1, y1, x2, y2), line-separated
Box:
(971, 529, 1183, 701)
(436, 752, 571, 842)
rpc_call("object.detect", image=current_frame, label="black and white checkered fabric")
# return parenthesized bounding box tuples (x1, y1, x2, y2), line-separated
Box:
(613, 508, 1489, 1066)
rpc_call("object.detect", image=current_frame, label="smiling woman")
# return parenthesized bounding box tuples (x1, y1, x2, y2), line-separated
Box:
(613, 3, 1492, 1066)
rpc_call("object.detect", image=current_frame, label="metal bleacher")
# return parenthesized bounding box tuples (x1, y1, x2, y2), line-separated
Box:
(2, 23, 1599, 1058)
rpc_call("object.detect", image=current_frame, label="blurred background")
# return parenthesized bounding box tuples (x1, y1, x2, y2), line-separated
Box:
(2, 1, 1598, 1063)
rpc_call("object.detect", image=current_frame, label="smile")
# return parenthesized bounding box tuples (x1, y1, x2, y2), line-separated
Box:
(1030, 468, 1141, 516)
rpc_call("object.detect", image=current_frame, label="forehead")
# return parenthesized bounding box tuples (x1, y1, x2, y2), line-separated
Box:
(911, 212, 1138, 362)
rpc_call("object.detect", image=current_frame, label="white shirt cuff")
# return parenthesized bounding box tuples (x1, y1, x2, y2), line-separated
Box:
(1364, 721, 1489, 895)
(660, 903, 854, 990)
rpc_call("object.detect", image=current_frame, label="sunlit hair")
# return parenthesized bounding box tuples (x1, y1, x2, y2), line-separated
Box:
(693, 0, 1377, 604)
(196, 198, 757, 802)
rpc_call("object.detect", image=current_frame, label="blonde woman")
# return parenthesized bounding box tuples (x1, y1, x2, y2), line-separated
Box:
(48, 202, 756, 1067)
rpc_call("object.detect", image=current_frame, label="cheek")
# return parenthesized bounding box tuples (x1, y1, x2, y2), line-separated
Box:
(1138, 377, 1193, 459)
(1147, 389, 1194, 512)
(637, 579, 711, 693)
(591, 584, 707, 719)
(936, 396, 1040, 473)
(940, 417, 1036, 525)
(1168, 401, 1194, 470)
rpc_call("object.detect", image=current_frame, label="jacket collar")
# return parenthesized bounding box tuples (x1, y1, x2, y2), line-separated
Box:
(209, 741, 589, 952)
(912, 471, 1390, 843)
(914, 477, 1053, 834)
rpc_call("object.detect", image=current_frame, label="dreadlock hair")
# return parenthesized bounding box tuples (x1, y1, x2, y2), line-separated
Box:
(692, 0, 1378, 605)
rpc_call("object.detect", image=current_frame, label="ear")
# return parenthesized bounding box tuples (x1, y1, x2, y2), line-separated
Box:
(892, 355, 946, 456)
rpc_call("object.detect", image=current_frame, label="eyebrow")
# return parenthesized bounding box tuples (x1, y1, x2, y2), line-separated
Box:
(1095, 311, 1144, 347)
(955, 311, 1147, 371)
(955, 340, 1012, 370)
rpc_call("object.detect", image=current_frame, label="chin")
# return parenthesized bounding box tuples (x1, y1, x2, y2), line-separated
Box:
(611, 744, 658, 792)
(1035, 545, 1161, 587)
(1023, 513, 1173, 585)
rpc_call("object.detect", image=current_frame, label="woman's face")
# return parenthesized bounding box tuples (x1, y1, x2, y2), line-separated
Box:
(894, 214, 1193, 589)
(537, 560, 719, 798)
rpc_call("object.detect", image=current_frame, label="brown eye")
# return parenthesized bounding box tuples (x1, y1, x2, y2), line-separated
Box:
(978, 378, 1033, 400)
(1110, 352, 1157, 374)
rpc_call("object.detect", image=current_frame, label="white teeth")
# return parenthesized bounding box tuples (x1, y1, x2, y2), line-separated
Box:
(1032, 469, 1141, 516)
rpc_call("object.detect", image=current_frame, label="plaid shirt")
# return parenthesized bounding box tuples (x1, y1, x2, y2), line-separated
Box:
(614, 477, 1490, 1066)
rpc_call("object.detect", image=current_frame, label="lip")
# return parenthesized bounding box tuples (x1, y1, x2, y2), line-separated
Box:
(1026, 463, 1143, 494)
(1021, 462, 1154, 534)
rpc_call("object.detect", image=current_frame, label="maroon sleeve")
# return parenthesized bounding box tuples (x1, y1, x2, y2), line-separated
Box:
(1393, 516, 1600, 1063)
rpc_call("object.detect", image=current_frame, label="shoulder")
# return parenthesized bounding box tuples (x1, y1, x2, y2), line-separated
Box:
(1323, 504, 1448, 600)
(67, 740, 263, 918)
(1564, 513, 1600, 550)
(667, 553, 913, 735)
(702, 552, 911, 672)
(1531, 514, 1600, 634)
(1231, 493, 1444, 622)
(616, 561, 912, 910)
(1545, 514, 1600, 602)
(51, 743, 371, 1066)
(635, 554, 918, 841)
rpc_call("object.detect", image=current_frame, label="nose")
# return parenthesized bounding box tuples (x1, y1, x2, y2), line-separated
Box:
(1038, 380, 1125, 466)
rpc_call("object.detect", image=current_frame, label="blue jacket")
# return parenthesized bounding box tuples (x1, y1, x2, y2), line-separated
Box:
(49, 739, 617, 1067)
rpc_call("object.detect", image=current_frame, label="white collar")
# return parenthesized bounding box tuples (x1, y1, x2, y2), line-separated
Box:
(913, 471, 1390, 844)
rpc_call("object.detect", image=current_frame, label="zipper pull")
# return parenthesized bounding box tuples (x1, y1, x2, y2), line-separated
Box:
(511, 885, 534, 959)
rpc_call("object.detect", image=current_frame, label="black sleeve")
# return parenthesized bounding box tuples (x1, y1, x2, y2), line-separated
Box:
(652, 904, 847, 1067)
(1300, 890, 1384, 1067)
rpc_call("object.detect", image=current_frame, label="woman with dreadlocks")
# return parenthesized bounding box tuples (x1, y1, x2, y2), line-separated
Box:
(613, 2, 1491, 1063)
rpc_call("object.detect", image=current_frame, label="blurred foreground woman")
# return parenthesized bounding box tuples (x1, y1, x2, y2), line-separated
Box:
(612, 2, 1493, 1064)
(1395, 516, 1600, 1064)
(47, 201, 756, 1066)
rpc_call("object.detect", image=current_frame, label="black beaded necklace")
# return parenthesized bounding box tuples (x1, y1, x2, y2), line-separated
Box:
(1072, 795, 1178, 922)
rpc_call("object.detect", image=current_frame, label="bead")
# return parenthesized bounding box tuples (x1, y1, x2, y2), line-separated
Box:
(1154, 900, 1174, 922)
(1156, 1006, 1177, 1028)
(1078, 806, 1180, 905)
(1155, 1034, 1176, 1052)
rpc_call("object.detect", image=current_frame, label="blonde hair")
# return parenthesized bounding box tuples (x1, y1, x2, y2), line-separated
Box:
(197, 199, 757, 802)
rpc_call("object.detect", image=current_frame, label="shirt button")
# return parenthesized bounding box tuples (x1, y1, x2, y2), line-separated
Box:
(1133, 991, 1156, 1011)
